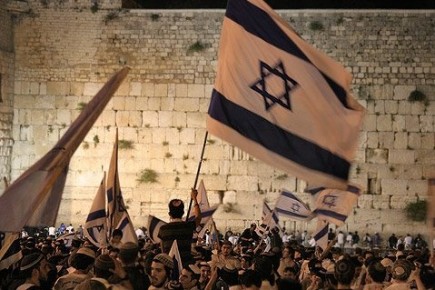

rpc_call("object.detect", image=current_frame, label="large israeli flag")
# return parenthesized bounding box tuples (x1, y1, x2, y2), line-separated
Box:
(207, 0, 364, 190)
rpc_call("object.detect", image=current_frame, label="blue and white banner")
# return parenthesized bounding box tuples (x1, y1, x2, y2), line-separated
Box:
(207, 0, 364, 190)
(84, 173, 108, 248)
(309, 185, 360, 226)
(275, 189, 313, 221)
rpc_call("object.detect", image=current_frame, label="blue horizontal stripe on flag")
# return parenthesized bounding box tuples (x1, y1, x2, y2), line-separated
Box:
(209, 90, 350, 180)
(225, 0, 349, 109)
(118, 216, 129, 230)
(281, 190, 303, 202)
(86, 209, 106, 222)
(314, 223, 328, 241)
(308, 185, 360, 196)
(314, 209, 347, 222)
(275, 207, 309, 219)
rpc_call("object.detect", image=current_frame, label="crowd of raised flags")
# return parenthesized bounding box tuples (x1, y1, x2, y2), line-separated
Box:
(0, 0, 433, 288)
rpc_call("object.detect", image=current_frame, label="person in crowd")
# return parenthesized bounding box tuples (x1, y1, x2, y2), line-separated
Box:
(210, 240, 240, 271)
(239, 223, 260, 248)
(363, 259, 387, 290)
(110, 229, 124, 249)
(53, 247, 96, 290)
(179, 264, 200, 290)
(335, 258, 356, 290)
(15, 252, 50, 290)
(149, 253, 176, 290)
(197, 262, 211, 290)
(118, 242, 150, 290)
(158, 189, 201, 266)
(388, 234, 398, 249)
(239, 269, 262, 290)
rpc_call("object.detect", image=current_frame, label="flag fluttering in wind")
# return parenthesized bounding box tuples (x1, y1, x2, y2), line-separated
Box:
(309, 185, 360, 226)
(256, 201, 280, 237)
(275, 190, 313, 221)
(0, 67, 129, 232)
(106, 129, 137, 245)
(0, 233, 22, 270)
(313, 219, 329, 251)
(168, 240, 183, 280)
(147, 215, 167, 244)
(206, 0, 364, 190)
(84, 173, 108, 248)
(188, 180, 218, 227)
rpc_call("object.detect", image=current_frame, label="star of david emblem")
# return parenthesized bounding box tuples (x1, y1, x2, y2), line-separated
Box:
(250, 60, 298, 111)
(117, 194, 126, 212)
(291, 203, 301, 212)
(322, 194, 338, 208)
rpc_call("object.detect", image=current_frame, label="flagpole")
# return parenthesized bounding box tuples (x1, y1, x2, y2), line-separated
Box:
(185, 131, 208, 221)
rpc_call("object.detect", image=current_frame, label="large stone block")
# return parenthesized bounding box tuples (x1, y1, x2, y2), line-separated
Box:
(174, 97, 199, 112)
(388, 149, 415, 164)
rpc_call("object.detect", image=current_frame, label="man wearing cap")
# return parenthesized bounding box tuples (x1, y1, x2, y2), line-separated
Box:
(72, 253, 132, 290)
(53, 247, 96, 290)
(16, 252, 50, 290)
(149, 253, 175, 290)
(158, 189, 201, 266)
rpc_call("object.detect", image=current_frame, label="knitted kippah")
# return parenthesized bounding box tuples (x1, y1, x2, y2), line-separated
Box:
(335, 258, 355, 277)
(20, 252, 44, 271)
(94, 254, 115, 271)
(153, 253, 174, 269)
(392, 259, 413, 281)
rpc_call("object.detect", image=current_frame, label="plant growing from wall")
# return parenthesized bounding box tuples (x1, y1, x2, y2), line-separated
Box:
(309, 20, 324, 31)
(183, 154, 189, 160)
(407, 90, 429, 106)
(187, 41, 206, 53)
(275, 174, 288, 180)
(118, 139, 134, 149)
(93, 135, 100, 147)
(207, 139, 215, 145)
(91, 2, 99, 13)
(82, 141, 89, 149)
(162, 141, 169, 146)
(137, 169, 158, 184)
(165, 152, 172, 158)
(151, 13, 160, 21)
(77, 102, 88, 111)
(104, 10, 120, 24)
(404, 199, 427, 222)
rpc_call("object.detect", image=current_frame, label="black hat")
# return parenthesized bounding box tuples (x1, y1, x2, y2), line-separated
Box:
(20, 253, 44, 271)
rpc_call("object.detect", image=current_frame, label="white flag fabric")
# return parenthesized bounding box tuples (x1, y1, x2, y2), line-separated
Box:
(147, 215, 167, 244)
(56, 232, 76, 248)
(262, 201, 280, 229)
(106, 129, 137, 245)
(84, 173, 108, 248)
(207, 0, 364, 190)
(275, 189, 313, 221)
(0, 68, 129, 232)
(197, 180, 210, 209)
(168, 239, 183, 279)
(310, 185, 360, 226)
(188, 180, 218, 227)
(313, 219, 329, 251)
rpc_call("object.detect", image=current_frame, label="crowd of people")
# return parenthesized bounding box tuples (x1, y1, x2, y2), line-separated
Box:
(0, 196, 434, 290)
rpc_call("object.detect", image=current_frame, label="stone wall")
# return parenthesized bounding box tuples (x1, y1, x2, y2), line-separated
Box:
(0, 1, 15, 194)
(3, 1, 435, 237)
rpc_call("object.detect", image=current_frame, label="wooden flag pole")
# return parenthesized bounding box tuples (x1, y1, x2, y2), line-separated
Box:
(185, 131, 208, 221)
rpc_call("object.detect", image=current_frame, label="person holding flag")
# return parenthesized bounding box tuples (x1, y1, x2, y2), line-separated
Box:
(158, 189, 201, 267)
